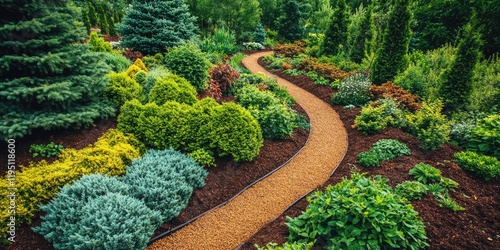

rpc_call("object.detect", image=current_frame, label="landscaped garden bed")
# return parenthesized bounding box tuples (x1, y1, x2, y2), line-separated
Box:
(237, 59, 499, 250)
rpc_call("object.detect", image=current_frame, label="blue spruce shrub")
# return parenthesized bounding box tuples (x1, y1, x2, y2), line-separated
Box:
(67, 193, 162, 250)
(33, 174, 131, 249)
(122, 149, 208, 221)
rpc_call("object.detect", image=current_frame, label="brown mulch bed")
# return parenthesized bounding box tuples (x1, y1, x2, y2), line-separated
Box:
(2, 101, 309, 249)
(238, 59, 500, 250)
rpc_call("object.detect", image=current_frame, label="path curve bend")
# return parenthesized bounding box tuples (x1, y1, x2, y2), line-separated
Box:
(148, 51, 348, 250)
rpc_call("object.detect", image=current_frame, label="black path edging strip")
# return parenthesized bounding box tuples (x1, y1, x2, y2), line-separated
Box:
(147, 57, 313, 245)
(234, 56, 349, 250)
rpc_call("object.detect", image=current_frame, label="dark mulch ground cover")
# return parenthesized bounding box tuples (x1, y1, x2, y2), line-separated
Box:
(238, 59, 500, 250)
(1, 98, 309, 249)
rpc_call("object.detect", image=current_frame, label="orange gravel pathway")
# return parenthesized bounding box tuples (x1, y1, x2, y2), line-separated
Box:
(148, 51, 347, 250)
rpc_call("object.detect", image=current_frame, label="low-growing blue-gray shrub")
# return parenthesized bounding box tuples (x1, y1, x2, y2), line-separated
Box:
(122, 149, 208, 221)
(33, 174, 135, 249)
(66, 193, 162, 250)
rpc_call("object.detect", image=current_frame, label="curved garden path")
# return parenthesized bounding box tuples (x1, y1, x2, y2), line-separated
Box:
(148, 51, 348, 250)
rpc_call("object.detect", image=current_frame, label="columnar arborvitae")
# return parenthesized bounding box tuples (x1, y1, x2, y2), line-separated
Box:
(0, 0, 115, 140)
(320, 0, 349, 56)
(97, 3, 109, 34)
(371, 0, 412, 85)
(440, 22, 482, 112)
(350, 5, 375, 63)
(118, 0, 197, 55)
(88, 1, 98, 27)
(277, 0, 304, 42)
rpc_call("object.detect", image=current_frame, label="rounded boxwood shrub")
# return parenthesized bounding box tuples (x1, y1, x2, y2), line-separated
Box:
(248, 105, 297, 139)
(33, 174, 133, 249)
(149, 73, 197, 105)
(209, 102, 263, 162)
(286, 173, 428, 249)
(67, 193, 162, 250)
(454, 150, 500, 180)
(188, 148, 216, 167)
(105, 72, 144, 107)
(165, 44, 211, 91)
(406, 101, 450, 150)
(121, 149, 207, 221)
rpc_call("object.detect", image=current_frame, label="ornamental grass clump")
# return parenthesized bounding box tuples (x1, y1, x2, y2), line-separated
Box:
(357, 139, 411, 167)
(331, 73, 371, 106)
(286, 173, 428, 249)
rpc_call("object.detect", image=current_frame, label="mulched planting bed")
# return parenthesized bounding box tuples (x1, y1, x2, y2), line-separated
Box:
(2, 101, 309, 250)
(239, 59, 500, 250)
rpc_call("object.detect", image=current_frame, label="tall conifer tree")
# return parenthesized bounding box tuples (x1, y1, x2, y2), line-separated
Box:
(349, 5, 375, 63)
(440, 22, 482, 112)
(277, 0, 304, 42)
(371, 0, 412, 85)
(118, 0, 197, 55)
(320, 0, 348, 56)
(0, 0, 114, 140)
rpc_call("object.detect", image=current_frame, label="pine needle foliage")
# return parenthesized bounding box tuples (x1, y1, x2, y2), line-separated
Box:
(0, 0, 115, 141)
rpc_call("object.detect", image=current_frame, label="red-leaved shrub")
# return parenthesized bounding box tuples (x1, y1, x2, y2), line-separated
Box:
(370, 82, 422, 111)
(296, 58, 349, 82)
(209, 63, 240, 94)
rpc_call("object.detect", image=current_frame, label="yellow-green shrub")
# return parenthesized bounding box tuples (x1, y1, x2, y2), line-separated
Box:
(133, 58, 148, 73)
(149, 74, 197, 105)
(105, 72, 144, 107)
(126, 64, 142, 78)
(0, 129, 143, 242)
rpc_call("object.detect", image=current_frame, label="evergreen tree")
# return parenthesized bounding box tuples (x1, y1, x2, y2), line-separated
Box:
(88, 31, 113, 52)
(320, 0, 348, 56)
(349, 5, 375, 63)
(82, 8, 91, 31)
(371, 0, 412, 85)
(254, 23, 266, 44)
(0, 0, 115, 140)
(278, 0, 304, 42)
(118, 0, 197, 55)
(88, 1, 98, 27)
(97, 3, 109, 34)
(440, 22, 482, 112)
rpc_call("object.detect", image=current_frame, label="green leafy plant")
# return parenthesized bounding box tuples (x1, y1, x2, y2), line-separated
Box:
(454, 151, 500, 180)
(29, 142, 64, 158)
(255, 242, 313, 250)
(426, 183, 446, 195)
(409, 163, 442, 184)
(286, 173, 428, 249)
(407, 101, 450, 150)
(434, 192, 465, 212)
(466, 114, 500, 158)
(357, 139, 411, 167)
(440, 177, 459, 190)
(354, 102, 393, 135)
(395, 181, 428, 201)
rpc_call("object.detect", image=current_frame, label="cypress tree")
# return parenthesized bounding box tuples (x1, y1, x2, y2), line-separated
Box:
(118, 0, 197, 55)
(440, 22, 482, 112)
(320, 0, 349, 56)
(277, 0, 304, 42)
(350, 5, 375, 64)
(0, 0, 115, 140)
(82, 8, 91, 31)
(97, 3, 109, 34)
(87, 1, 98, 27)
(371, 0, 412, 85)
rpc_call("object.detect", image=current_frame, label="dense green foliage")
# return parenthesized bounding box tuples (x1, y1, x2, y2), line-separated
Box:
(466, 114, 500, 158)
(370, 0, 412, 84)
(440, 23, 482, 112)
(29, 142, 64, 158)
(354, 102, 392, 135)
(0, 130, 143, 242)
(0, 0, 115, 141)
(278, 0, 304, 42)
(455, 151, 500, 181)
(395, 181, 429, 201)
(88, 31, 112, 52)
(286, 173, 428, 249)
(118, 0, 197, 55)
(105, 71, 144, 107)
(118, 98, 263, 162)
(349, 5, 375, 63)
(254, 23, 267, 44)
(407, 101, 450, 150)
(165, 44, 211, 91)
(331, 73, 371, 106)
(149, 73, 198, 105)
(320, 0, 348, 56)
(409, 163, 442, 184)
(255, 242, 313, 250)
(357, 139, 411, 167)
(188, 148, 216, 167)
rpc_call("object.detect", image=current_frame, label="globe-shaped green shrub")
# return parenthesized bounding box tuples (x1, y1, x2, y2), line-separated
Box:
(286, 173, 428, 249)
(165, 44, 211, 91)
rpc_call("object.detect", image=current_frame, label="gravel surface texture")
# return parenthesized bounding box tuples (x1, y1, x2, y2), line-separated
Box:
(148, 51, 348, 250)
